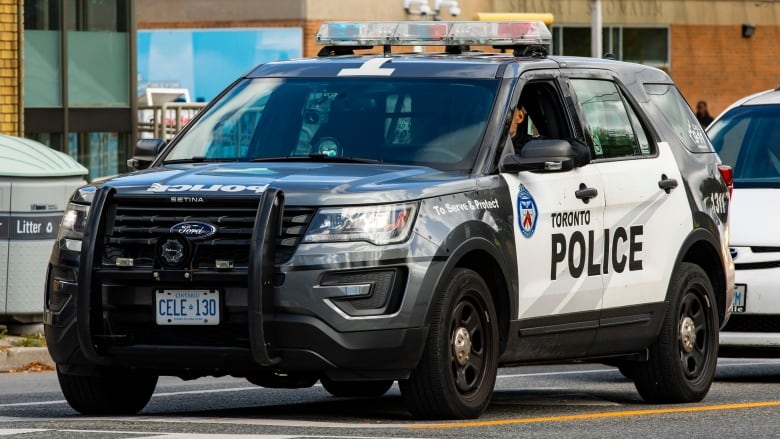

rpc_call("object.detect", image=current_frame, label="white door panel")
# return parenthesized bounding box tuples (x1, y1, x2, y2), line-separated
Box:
(597, 141, 691, 308)
(502, 166, 605, 319)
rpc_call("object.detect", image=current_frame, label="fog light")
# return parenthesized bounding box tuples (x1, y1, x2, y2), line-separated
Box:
(48, 267, 77, 312)
(116, 257, 134, 267)
(216, 259, 234, 269)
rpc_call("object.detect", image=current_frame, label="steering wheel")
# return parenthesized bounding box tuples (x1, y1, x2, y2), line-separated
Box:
(314, 137, 341, 157)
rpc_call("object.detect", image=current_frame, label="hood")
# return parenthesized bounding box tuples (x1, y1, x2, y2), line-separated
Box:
(99, 162, 474, 205)
(729, 187, 780, 246)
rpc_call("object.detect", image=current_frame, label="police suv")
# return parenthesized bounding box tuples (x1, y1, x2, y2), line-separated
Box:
(45, 21, 735, 419)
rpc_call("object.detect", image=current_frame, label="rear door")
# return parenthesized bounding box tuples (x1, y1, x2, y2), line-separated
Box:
(567, 75, 690, 351)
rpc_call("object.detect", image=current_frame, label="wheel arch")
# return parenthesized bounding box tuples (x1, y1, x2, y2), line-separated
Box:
(675, 228, 729, 325)
(432, 236, 515, 355)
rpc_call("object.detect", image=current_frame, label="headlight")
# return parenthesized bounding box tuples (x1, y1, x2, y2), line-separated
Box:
(57, 202, 90, 251)
(302, 202, 418, 245)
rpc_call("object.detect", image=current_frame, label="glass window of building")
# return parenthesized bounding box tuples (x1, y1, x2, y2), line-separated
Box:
(24, 0, 62, 107)
(24, 0, 134, 182)
(622, 27, 668, 66)
(66, 0, 130, 107)
(65, 0, 129, 31)
(68, 132, 128, 181)
(553, 26, 669, 69)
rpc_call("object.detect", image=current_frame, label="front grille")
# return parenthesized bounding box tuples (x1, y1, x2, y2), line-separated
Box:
(100, 196, 314, 268)
(90, 195, 316, 352)
(723, 314, 780, 333)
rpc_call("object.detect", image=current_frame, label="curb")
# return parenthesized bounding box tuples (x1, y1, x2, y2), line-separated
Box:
(0, 347, 55, 372)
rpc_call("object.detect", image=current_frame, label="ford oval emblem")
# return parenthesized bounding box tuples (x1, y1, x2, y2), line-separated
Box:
(170, 221, 217, 241)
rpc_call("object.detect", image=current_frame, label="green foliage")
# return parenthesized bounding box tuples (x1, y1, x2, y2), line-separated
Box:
(11, 334, 46, 348)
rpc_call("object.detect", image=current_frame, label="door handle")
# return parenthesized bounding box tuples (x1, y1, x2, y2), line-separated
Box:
(658, 174, 679, 194)
(575, 183, 598, 203)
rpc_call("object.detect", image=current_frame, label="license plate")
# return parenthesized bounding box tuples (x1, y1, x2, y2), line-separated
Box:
(155, 290, 220, 325)
(732, 284, 746, 313)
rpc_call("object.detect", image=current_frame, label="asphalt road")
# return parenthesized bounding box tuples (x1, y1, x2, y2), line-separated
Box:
(2, 358, 780, 438)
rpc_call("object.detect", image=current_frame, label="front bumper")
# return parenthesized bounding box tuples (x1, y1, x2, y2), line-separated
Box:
(44, 187, 434, 379)
(719, 253, 780, 353)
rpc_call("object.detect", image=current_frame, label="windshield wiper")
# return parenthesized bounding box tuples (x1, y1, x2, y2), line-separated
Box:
(308, 153, 384, 163)
(249, 154, 383, 164)
(163, 156, 240, 164)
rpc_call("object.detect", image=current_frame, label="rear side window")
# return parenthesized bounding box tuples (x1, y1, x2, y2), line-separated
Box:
(707, 105, 780, 185)
(644, 83, 712, 153)
(570, 79, 652, 159)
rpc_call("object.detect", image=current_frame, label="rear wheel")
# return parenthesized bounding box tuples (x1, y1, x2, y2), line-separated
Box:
(57, 366, 158, 415)
(320, 377, 394, 397)
(632, 262, 718, 402)
(399, 268, 499, 419)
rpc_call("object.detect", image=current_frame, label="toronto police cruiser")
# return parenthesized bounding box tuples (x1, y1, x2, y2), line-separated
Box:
(44, 20, 735, 419)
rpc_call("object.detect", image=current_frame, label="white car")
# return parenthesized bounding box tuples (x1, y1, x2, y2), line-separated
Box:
(708, 87, 780, 356)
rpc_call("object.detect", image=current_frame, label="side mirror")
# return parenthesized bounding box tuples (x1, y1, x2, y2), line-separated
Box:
(127, 138, 166, 170)
(499, 139, 583, 173)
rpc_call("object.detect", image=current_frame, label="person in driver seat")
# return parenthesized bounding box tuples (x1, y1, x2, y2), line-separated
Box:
(510, 106, 534, 153)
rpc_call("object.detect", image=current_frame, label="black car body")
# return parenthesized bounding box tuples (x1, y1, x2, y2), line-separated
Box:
(45, 21, 734, 419)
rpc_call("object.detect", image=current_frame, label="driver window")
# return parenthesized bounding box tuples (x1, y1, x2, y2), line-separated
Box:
(509, 80, 570, 154)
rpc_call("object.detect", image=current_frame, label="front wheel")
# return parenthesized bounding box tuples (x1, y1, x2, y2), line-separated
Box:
(57, 366, 158, 415)
(399, 268, 499, 419)
(632, 262, 719, 402)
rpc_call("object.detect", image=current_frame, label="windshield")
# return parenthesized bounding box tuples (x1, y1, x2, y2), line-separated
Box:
(708, 104, 780, 187)
(163, 77, 499, 171)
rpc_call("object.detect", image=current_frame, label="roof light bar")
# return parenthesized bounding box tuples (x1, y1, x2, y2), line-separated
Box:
(316, 21, 552, 47)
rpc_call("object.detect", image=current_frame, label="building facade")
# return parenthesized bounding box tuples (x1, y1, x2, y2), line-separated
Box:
(1, 0, 778, 177)
(137, 0, 780, 117)
(0, 0, 21, 136)
(23, 0, 135, 181)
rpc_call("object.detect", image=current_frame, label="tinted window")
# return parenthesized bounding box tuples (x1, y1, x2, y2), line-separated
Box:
(164, 77, 498, 171)
(708, 105, 780, 186)
(570, 79, 652, 159)
(644, 83, 712, 153)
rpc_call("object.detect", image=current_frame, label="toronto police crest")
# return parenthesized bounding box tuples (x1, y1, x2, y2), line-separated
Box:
(517, 184, 538, 238)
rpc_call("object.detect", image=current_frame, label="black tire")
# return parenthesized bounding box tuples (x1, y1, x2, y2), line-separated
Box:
(57, 366, 158, 415)
(616, 362, 637, 380)
(320, 377, 394, 397)
(632, 262, 719, 403)
(399, 268, 499, 419)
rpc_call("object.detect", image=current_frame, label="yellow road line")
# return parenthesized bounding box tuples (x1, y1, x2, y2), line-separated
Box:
(410, 400, 780, 429)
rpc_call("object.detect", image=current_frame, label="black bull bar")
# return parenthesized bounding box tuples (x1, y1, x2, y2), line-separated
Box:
(76, 185, 284, 367)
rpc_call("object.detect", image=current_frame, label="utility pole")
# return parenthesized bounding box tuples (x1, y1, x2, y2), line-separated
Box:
(591, 0, 602, 58)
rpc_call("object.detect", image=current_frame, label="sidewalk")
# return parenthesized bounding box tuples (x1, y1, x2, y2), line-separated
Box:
(0, 334, 55, 373)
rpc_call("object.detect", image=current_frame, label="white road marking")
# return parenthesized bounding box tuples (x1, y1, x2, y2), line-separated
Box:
(0, 429, 420, 438)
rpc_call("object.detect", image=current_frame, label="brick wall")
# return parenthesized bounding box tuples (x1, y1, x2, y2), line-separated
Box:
(671, 24, 780, 117)
(0, 0, 19, 136)
(304, 19, 323, 58)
